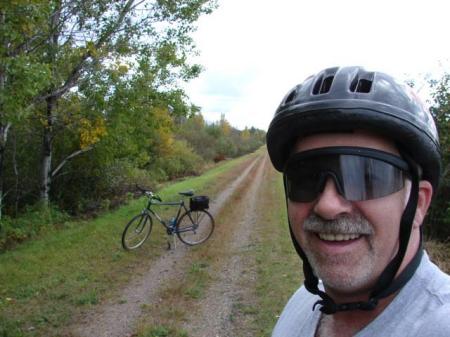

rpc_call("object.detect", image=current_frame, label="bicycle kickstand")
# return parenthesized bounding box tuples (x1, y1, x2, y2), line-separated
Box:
(166, 234, 177, 251)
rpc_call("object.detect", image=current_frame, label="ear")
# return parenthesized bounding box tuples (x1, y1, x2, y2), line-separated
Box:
(413, 180, 433, 229)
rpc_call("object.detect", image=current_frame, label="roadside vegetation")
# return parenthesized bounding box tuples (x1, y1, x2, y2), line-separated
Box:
(0, 151, 261, 337)
(0, 114, 265, 251)
(426, 73, 450, 241)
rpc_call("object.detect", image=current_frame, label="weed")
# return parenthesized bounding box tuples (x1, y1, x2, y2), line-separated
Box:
(140, 325, 189, 337)
(73, 290, 99, 306)
(0, 318, 23, 337)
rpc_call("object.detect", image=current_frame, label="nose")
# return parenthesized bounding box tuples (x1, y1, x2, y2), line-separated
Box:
(313, 178, 353, 220)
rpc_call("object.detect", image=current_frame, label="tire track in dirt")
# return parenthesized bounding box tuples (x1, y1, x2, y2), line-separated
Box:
(181, 154, 269, 337)
(70, 154, 263, 337)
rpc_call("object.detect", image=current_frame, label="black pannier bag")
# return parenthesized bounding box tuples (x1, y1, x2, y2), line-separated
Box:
(190, 196, 209, 211)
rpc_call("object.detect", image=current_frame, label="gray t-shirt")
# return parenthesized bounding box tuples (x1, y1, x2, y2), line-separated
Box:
(272, 252, 450, 337)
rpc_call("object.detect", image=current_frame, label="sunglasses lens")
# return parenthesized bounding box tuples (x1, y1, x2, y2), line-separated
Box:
(285, 150, 407, 202)
(340, 155, 406, 201)
(286, 156, 329, 202)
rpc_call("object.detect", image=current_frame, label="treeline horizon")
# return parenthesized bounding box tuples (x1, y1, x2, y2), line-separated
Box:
(2, 108, 265, 215)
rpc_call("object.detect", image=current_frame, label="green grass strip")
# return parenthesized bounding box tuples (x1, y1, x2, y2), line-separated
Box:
(252, 169, 303, 336)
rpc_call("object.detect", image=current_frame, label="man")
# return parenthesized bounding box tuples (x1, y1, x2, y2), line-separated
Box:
(266, 66, 450, 336)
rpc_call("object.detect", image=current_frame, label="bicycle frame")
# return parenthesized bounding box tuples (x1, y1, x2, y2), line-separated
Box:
(143, 197, 189, 230)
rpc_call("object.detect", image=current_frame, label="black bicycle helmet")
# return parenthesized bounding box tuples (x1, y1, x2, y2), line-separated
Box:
(266, 66, 442, 314)
(267, 66, 441, 191)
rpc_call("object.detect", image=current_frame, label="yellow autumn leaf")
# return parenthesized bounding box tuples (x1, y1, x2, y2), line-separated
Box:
(79, 118, 107, 149)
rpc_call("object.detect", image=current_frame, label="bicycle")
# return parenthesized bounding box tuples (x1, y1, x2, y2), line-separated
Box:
(121, 186, 215, 250)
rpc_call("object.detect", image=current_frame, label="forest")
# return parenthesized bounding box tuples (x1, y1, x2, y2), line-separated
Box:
(0, 1, 449, 250)
(0, 0, 266, 249)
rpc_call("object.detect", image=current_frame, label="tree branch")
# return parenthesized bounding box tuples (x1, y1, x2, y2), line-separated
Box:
(35, 0, 137, 103)
(51, 146, 93, 178)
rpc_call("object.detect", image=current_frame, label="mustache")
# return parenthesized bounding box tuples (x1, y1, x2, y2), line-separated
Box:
(303, 213, 374, 236)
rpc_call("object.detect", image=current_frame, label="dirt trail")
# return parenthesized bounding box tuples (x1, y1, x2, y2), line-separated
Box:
(71, 154, 264, 337)
(182, 154, 269, 337)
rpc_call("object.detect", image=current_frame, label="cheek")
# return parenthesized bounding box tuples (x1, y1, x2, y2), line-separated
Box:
(287, 201, 314, 239)
(354, 193, 406, 241)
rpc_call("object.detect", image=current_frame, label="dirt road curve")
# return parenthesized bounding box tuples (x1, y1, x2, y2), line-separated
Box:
(72, 152, 271, 337)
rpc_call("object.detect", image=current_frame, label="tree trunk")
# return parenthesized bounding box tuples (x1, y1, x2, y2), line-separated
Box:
(12, 130, 19, 216)
(0, 122, 11, 217)
(40, 97, 55, 207)
(38, 1, 60, 207)
(0, 9, 8, 219)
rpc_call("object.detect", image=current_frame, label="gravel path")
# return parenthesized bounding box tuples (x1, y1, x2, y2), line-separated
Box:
(181, 154, 268, 337)
(70, 155, 263, 337)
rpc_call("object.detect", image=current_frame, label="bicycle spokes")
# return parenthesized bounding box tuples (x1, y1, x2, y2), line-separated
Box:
(176, 210, 214, 246)
(122, 214, 152, 250)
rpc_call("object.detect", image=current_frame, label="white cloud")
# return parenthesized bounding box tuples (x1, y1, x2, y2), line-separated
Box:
(185, 0, 450, 130)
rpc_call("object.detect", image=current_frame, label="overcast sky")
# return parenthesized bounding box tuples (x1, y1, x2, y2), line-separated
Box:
(183, 0, 450, 130)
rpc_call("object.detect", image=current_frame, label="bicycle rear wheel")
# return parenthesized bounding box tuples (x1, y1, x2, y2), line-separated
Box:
(176, 210, 214, 245)
(122, 213, 153, 250)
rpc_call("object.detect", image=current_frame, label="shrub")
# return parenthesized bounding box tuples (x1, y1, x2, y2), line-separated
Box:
(154, 140, 204, 179)
(0, 205, 70, 251)
(425, 239, 450, 274)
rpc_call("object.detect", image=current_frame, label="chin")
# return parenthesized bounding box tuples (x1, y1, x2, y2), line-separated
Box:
(310, 258, 377, 295)
(320, 273, 374, 295)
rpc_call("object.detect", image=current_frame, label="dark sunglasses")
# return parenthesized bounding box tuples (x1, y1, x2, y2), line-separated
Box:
(284, 147, 410, 202)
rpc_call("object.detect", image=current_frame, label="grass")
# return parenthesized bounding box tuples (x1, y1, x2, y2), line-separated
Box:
(136, 257, 212, 337)
(0, 151, 260, 337)
(232, 163, 302, 336)
(140, 325, 189, 337)
(135, 155, 263, 335)
(183, 261, 210, 299)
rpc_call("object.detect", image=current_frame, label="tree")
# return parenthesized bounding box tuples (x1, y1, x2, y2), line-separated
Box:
(3, 0, 216, 207)
(0, 1, 51, 217)
(427, 73, 450, 240)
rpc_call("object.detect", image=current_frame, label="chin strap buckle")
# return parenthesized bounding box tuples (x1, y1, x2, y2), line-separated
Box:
(359, 298, 378, 311)
(313, 297, 379, 315)
(313, 298, 337, 314)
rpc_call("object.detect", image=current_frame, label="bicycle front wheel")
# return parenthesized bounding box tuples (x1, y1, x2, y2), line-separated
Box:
(176, 210, 215, 245)
(122, 213, 153, 250)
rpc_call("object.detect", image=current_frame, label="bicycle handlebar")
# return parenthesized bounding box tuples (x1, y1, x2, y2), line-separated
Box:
(136, 185, 162, 202)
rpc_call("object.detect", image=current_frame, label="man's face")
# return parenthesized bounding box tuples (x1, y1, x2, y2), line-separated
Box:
(287, 131, 410, 299)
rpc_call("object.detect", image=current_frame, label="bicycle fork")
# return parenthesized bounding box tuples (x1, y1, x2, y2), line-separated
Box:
(166, 222, 178, 250)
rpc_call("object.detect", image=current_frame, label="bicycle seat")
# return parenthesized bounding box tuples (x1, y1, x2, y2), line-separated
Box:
(179, 190, 194, 197)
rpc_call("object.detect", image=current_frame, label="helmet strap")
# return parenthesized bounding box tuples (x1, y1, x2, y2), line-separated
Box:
(283, 157, 423, 314)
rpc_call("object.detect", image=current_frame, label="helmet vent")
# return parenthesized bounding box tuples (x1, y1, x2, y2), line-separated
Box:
(350, 72, 374, 93)
(284, 89, 297, 104)
(312, 75, 334, 95)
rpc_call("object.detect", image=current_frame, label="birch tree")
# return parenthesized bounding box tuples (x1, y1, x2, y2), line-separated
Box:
(25, 0, 215, 206)
(0, 1, 50, 217)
